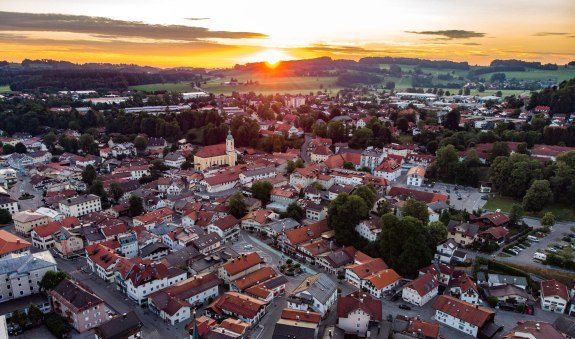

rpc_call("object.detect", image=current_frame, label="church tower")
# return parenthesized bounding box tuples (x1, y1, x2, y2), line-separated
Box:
(226, 130, 236, 166)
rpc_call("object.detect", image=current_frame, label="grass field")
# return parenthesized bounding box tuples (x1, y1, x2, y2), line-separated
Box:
(0, 85, 10, 93)
(129, 82, 197, 92)
(202, 75, 342, 95)
(484, 195, 575, 221)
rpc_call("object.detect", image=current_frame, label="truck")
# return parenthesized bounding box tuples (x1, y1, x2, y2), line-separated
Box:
(533, 252, 547, 261)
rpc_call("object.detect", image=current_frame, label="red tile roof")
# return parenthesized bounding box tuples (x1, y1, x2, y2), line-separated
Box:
(541, 279, 569, 301)
(404, 272, 438, 297)
(195, 144, 227, 158)
(432, 295, 494, 327)
(222, 252, 262, 276)
(280, 309, 321, 324)
(208, 292, 267, 319)
(336, 291, 382, 320)
(284, 220, 330, 246)
(0, 230, 31, 255)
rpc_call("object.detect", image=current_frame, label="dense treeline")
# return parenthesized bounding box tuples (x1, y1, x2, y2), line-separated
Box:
(359, 57, 470, 70)
(527, 78, 575, 113)
(490, 59, 559, 70)
(1, 69, 203, 92)
(0, 59, 204, 92)
(470, 66, 526, 76)
(336, 72, 383, 86)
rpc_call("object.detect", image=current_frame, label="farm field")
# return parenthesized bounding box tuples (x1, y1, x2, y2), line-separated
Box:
(129, 82, 197, 92)
(202, 75, 342, 95)
(0, 85, 11, 93)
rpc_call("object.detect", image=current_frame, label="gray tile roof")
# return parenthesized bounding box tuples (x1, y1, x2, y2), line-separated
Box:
(292, 273, 337, 305)
(0, 251, 56, 277)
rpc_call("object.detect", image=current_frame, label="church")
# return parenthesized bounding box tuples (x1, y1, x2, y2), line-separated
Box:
(194, 131, 237, 171)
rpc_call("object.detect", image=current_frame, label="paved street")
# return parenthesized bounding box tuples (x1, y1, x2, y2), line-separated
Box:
(55, 257, 181, 339)
(9, 174, 43, 211)
(300, 134, 312, 164)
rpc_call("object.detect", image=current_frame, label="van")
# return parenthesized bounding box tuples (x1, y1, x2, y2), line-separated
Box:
(533, 252, 547, 261)
(527, 235, 539, 242)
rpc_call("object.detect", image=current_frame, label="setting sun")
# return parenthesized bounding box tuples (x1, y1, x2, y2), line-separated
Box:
(246, 49, 292, 66)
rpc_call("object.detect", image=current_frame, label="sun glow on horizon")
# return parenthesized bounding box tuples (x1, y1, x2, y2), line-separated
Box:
(246, 49, 293, 66)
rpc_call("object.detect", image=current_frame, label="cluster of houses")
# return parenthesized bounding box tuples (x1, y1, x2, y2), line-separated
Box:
(0, 89, 575, 338)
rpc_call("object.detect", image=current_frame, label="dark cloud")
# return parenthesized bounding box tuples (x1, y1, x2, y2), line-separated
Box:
(0, 11, 266, 41)
(300, 43, 426, 55)
(533, 32, 569, 36)
(0, 32, 248, 56)
(406, 30, 485, 39)
(463, 42, 482, 46)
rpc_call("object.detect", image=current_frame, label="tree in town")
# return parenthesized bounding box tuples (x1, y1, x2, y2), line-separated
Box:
(10, 310, 27, 327)
(326, 121, 347, 143)
(228, 192, 247, 218)
(286, 160, 296, 174)
(2, 144, 15, 154)
(328, 193, 370, 244)
(39, 271, 68, 291)
(295, 158, 305, 168)
(14, 142, 27, 154)
(109, 182, 124, 203)
(0, 209, 12, 224)
(349, 127, 374, 149)
(401, 199, 430, 224)
(251, 181, 273, 205)
(43, 132, 57, 150)
(523, 179, 553, 212)
(427, 221, 448, 245)
(378, 214, 433, 276)
(489, 141, 510, 162)
(134, 136, 148, 152)
(45, 314, 67, 339)
(81, 165, 97, 185)
(351, 185, 377, 210)
(88, 180, 108, 207)
(509, 204, 524, 225)
(376, 200, 393, 216)
(433, 144, 459, 180)
(79, 133, 95, 152)
(27, 304, 44, 325)
(541, 212, 556, 228)
(128, 195, 144, 217)
(230, 116, 260, 147)
(443, 109, 461, 130)
(281, 203, 305, 222)
(343, 161, 355, 170)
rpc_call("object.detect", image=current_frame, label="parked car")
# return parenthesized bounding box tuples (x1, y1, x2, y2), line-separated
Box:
(547, 248, 558, 253)
(399, 304, 412, 310)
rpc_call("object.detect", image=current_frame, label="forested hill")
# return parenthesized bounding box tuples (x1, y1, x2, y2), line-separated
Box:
(0, 59, 205, 92)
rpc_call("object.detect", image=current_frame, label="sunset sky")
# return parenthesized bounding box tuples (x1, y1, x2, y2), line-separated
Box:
(0, 0, 574, 68)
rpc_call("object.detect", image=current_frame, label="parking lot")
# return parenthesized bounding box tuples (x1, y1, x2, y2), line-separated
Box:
(497, 224, 575, 270)
(431, 182, 488, 212)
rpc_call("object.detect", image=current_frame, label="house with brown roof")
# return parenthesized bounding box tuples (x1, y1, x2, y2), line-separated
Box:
(407, 165, 426, 187)
(448, 272, 480, 305)
(206, 292, 267, 325)
(503, 321, 564, 339)
(86, 243, 122, 282)
(0, 230, 31, 258)
(132, 207, 173, 230)
(433, 295, 499, 338)
(337, 291, 382, 336)
(402, 272, 439, 306)
(148, 272, 222, 325)
(208, 215, 240, 243)
(280, 220, 331, 262)
(345, 257, 388, 288)
(479, 226, 509, 245)
(218, 252, 263, 283)
(51, 279, 111, 333)
(114, 259, 187, 305)
(541, 279, 569, 314)
(447, 220, 480, 246)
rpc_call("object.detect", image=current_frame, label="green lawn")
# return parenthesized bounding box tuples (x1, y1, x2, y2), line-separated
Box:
(0, 85, 10, 93)
(130, 76, 342, 95)
(129, 82, 198, 92)
(202, 75, 342, 95)
(484, 195, 575, 221)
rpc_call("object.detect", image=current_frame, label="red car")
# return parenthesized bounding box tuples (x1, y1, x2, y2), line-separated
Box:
(517, 320, 525, 325)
